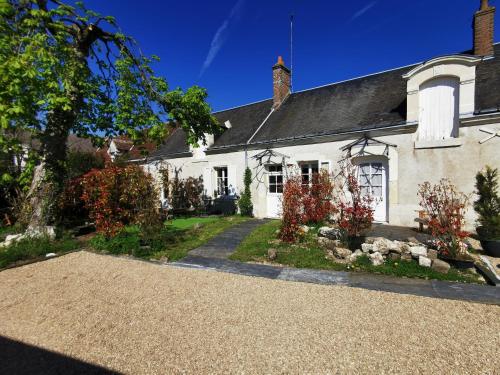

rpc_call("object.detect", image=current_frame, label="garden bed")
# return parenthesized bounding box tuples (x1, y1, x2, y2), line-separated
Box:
(90, 215, 249, 261)
(230, 221, 483, 284)
(0, 233, 80, 270)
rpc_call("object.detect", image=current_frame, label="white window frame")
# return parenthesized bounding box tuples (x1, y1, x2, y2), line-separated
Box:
(266, 164, 283, 195)
(214, 166, 229, 196)
(299, 161, 319, 187)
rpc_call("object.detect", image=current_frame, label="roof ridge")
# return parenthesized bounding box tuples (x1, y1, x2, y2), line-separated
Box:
(291, 61, 422, 95)
(213, 97, 272, 114)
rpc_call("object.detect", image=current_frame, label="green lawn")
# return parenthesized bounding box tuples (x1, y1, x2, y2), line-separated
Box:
(165, 216, 220, 230)
(91, 215, 250, 262)
(230, 220, 483, 284)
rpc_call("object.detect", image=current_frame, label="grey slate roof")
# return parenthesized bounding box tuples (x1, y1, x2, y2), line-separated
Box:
(149, 127, 191, 159)
(151, 43, 500, 158)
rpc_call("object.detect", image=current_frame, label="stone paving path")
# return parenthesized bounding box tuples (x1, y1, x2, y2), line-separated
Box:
(172, 256, 500, 305)
(187, 219, 269, 259)
(174, 219, 500, 305)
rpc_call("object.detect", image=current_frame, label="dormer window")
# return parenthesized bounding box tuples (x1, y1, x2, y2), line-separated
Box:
(418, 77, 459, 141)
(403, 55, 481, 149)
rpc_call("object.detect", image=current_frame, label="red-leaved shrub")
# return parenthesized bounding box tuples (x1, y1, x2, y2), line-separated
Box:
(280, 170, 336, 242)
(80, 165, 160, 237)
(335, 170, 374, 239)
(280, 175, 304, 242)
(418, 179, 470, 258)
(302, 171, 336, 224)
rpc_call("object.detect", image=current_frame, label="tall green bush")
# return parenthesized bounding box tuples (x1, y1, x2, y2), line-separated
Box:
(238, 167, 253, 216)
(474, 166, 500, 240)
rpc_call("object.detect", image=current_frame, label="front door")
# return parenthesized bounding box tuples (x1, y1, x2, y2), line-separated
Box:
(266, 164, 283, 218)
(358, 161, 388, 222)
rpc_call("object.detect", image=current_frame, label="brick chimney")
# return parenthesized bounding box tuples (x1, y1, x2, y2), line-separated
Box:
(474, 0, 496, 56)
(272, 56, 291, 108)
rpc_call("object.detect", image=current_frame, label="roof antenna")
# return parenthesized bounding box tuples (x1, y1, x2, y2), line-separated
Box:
(290, 13, 294, 93)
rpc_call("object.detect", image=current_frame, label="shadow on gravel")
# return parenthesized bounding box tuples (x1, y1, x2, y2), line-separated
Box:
(0, 335, 118, 375)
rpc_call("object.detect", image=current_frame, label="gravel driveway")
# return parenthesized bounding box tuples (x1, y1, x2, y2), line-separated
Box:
(0, 251, 498, 374)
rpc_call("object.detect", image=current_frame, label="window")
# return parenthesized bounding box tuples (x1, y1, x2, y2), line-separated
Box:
(215, 167, 228, 196)
(419, 77, 459, 141)
(300, 162, 319, 186)
(267, 165, 283, 194)
(358, 162, 383, 198)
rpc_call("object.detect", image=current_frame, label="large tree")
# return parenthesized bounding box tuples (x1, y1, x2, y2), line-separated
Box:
(0, 0, 219, 230)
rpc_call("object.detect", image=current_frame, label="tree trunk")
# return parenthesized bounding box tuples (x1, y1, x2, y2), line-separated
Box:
(25, 112, 72, 231)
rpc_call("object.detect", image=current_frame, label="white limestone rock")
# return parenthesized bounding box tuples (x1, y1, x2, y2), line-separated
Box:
(369, 252, 385, 266)
(419, 256, 432, 268)
(372, 238, 392, 255)
(333, 247, 352, 260)
(318, 227, 341, 240)
(410, 246, 428, 258)
(361, 243, 373, 253)
(431, 259, 451, 274)
(349, 249, 364, 263)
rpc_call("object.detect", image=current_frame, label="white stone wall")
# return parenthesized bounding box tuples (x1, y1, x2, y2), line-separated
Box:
(144, 122, 500, 230)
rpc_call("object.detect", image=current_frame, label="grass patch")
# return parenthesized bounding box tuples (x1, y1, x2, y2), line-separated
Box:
(0, 234, 79, 269)
(165, 216, 220, 230)
(230, 220, 482, 284)
(90, 215, 249, 262)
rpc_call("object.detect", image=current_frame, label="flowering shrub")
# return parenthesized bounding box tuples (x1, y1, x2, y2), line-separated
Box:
(418, 179, 470, 258)
(80, 165, 160, 237)
(280, 170, 336, 242)
(333, 163, 374, 243)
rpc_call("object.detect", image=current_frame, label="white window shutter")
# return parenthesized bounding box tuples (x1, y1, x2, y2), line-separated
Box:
(227, 165, 237, 197)
(419, 77, 459, 141)
(203, 167, 212, 198)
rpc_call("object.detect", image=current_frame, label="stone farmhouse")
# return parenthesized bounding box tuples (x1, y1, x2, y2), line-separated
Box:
(143, 1, 500, 227)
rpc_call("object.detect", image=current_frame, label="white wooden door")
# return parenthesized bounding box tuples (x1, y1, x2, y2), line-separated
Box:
(266, 165, 283, 218)
(358, 161, 388, 222)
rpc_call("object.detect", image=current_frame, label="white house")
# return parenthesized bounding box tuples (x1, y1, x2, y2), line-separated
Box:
(144, 1, 500, 228)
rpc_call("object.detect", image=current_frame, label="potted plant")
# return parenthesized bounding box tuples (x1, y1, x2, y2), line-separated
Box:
(474, 166, 500, 257)
(418, 179, 473, 268)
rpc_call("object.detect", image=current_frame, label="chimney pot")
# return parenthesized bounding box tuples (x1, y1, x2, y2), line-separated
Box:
(272, 56, 291, 108)
(480, 0, 489, 10)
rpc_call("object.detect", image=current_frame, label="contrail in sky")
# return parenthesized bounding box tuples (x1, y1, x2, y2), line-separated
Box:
(199, 0, 245, 77)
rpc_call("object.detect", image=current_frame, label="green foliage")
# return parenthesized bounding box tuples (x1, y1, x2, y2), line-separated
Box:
(0, 234, 79, 269)
(0, 0, 220, 226)
(238, 167, 253, 217)
(474, 166, 500, 240)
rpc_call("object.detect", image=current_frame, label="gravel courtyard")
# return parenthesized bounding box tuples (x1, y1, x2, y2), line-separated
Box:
(0, 251, 498, 374)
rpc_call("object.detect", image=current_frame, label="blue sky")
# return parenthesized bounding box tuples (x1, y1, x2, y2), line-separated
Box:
(80, 0, 498, 112)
